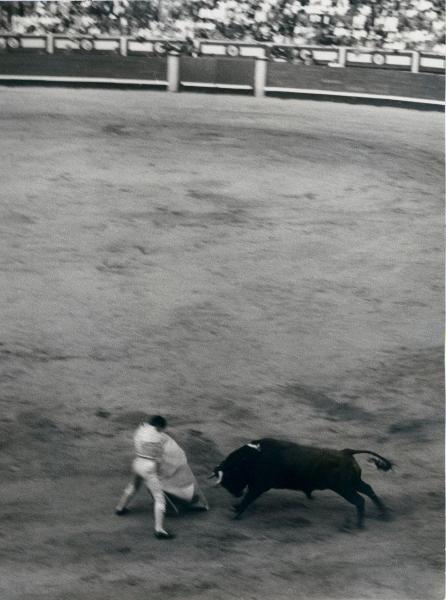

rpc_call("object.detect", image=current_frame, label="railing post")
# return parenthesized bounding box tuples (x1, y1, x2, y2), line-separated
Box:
(254, 57, 268, 98)
(46, 33, 54, 54)
(411, 51, 420, 73)
(167, 52, 180, 92)
(120, 36, 127, 57)
(338, 46, 347, 67)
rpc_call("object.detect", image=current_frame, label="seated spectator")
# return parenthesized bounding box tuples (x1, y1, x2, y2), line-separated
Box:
(383, 31, 406, 50)
(382, 11, 400, 34)
(318, 25, 337, 44)
(364, 30, 384, 48)
(333, 20, 351, 44)
(432, 34, 446, 54)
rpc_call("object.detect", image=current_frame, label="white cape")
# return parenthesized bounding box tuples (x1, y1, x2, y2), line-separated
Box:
(157, 435, 203, 503)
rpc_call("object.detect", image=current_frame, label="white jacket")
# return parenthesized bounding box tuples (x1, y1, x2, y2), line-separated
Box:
(133, 424, 168, 461)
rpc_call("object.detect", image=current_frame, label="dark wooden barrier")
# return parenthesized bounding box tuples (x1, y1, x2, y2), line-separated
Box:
(0, 53, 167, 82)
(266, 63, 445, 102)
(180, 57, 254, 89)
(0, 50, 443, 106)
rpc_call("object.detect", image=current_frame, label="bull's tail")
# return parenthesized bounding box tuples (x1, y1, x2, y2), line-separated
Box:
(343, 449, 393, 471)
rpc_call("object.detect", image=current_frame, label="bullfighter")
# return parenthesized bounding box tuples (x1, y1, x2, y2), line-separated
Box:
(115, 415, 208, 539)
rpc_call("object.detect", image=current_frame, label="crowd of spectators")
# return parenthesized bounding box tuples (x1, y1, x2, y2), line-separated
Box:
(0, 0, 444, 53)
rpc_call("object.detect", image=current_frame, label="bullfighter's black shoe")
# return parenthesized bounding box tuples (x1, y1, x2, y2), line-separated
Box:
(154, 530, 175, 540)
(115, 507, 130, 516)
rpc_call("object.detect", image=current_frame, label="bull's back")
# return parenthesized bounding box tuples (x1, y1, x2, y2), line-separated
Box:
(256, 439, 358, 491)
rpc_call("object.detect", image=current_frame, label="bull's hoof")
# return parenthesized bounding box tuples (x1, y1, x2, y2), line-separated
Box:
(379, 510, 392, 522)
(338, 516, 354, 532)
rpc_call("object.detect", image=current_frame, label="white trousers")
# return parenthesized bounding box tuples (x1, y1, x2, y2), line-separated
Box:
(132, 457, 166, 512)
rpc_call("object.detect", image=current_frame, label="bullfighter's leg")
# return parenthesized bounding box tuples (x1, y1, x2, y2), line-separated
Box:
(143, 467, 173, 539)
(115, 475, 143, 515)
(357, 480, 389, 518)
(232, 487, 265, 518)
(337, 490, 366, 528)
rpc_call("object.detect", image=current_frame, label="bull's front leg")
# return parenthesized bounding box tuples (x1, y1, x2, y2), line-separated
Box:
(232, 487, 265, 518)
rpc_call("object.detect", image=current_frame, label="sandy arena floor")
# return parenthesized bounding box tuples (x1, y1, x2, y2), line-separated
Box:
(0, 88, 444, 600)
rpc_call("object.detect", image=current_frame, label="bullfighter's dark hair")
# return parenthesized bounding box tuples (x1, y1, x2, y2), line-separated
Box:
(149, 415, 167, 429)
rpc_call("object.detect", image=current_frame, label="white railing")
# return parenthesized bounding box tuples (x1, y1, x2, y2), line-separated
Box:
(0, 33, 444, 74)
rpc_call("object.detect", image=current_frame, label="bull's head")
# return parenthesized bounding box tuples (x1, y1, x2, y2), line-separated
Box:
(209, 442, 261, 498)
(209, 464, 245, 497)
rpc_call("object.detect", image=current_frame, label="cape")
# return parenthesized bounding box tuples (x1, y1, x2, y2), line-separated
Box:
(157, 434, 202, 502)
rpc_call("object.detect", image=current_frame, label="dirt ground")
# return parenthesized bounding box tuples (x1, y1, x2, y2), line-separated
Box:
(0, 88, 444, 600)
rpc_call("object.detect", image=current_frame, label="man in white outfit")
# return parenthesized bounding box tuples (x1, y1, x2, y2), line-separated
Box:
(115, 415, 208, 539)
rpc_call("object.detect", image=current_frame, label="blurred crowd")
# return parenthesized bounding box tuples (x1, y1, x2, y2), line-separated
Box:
(0, 0, 444, 53)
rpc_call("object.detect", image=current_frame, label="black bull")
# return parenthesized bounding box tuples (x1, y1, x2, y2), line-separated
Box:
(211, 438, 393, 527)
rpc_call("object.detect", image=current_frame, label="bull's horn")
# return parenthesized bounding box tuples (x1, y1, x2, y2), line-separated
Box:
(212, 470, 223, 486)
(247, 442, 261, 451)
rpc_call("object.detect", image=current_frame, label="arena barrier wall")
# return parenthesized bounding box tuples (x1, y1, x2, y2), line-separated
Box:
(265, 63, 444, 104)
(0, 35, 444, 107)
(180, 57, 255, 91)
(0, 53, 168, 86)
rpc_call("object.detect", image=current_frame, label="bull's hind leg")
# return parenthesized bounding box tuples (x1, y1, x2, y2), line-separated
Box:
(337, 490, 366, 528)
(357, 480, 389, 519)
